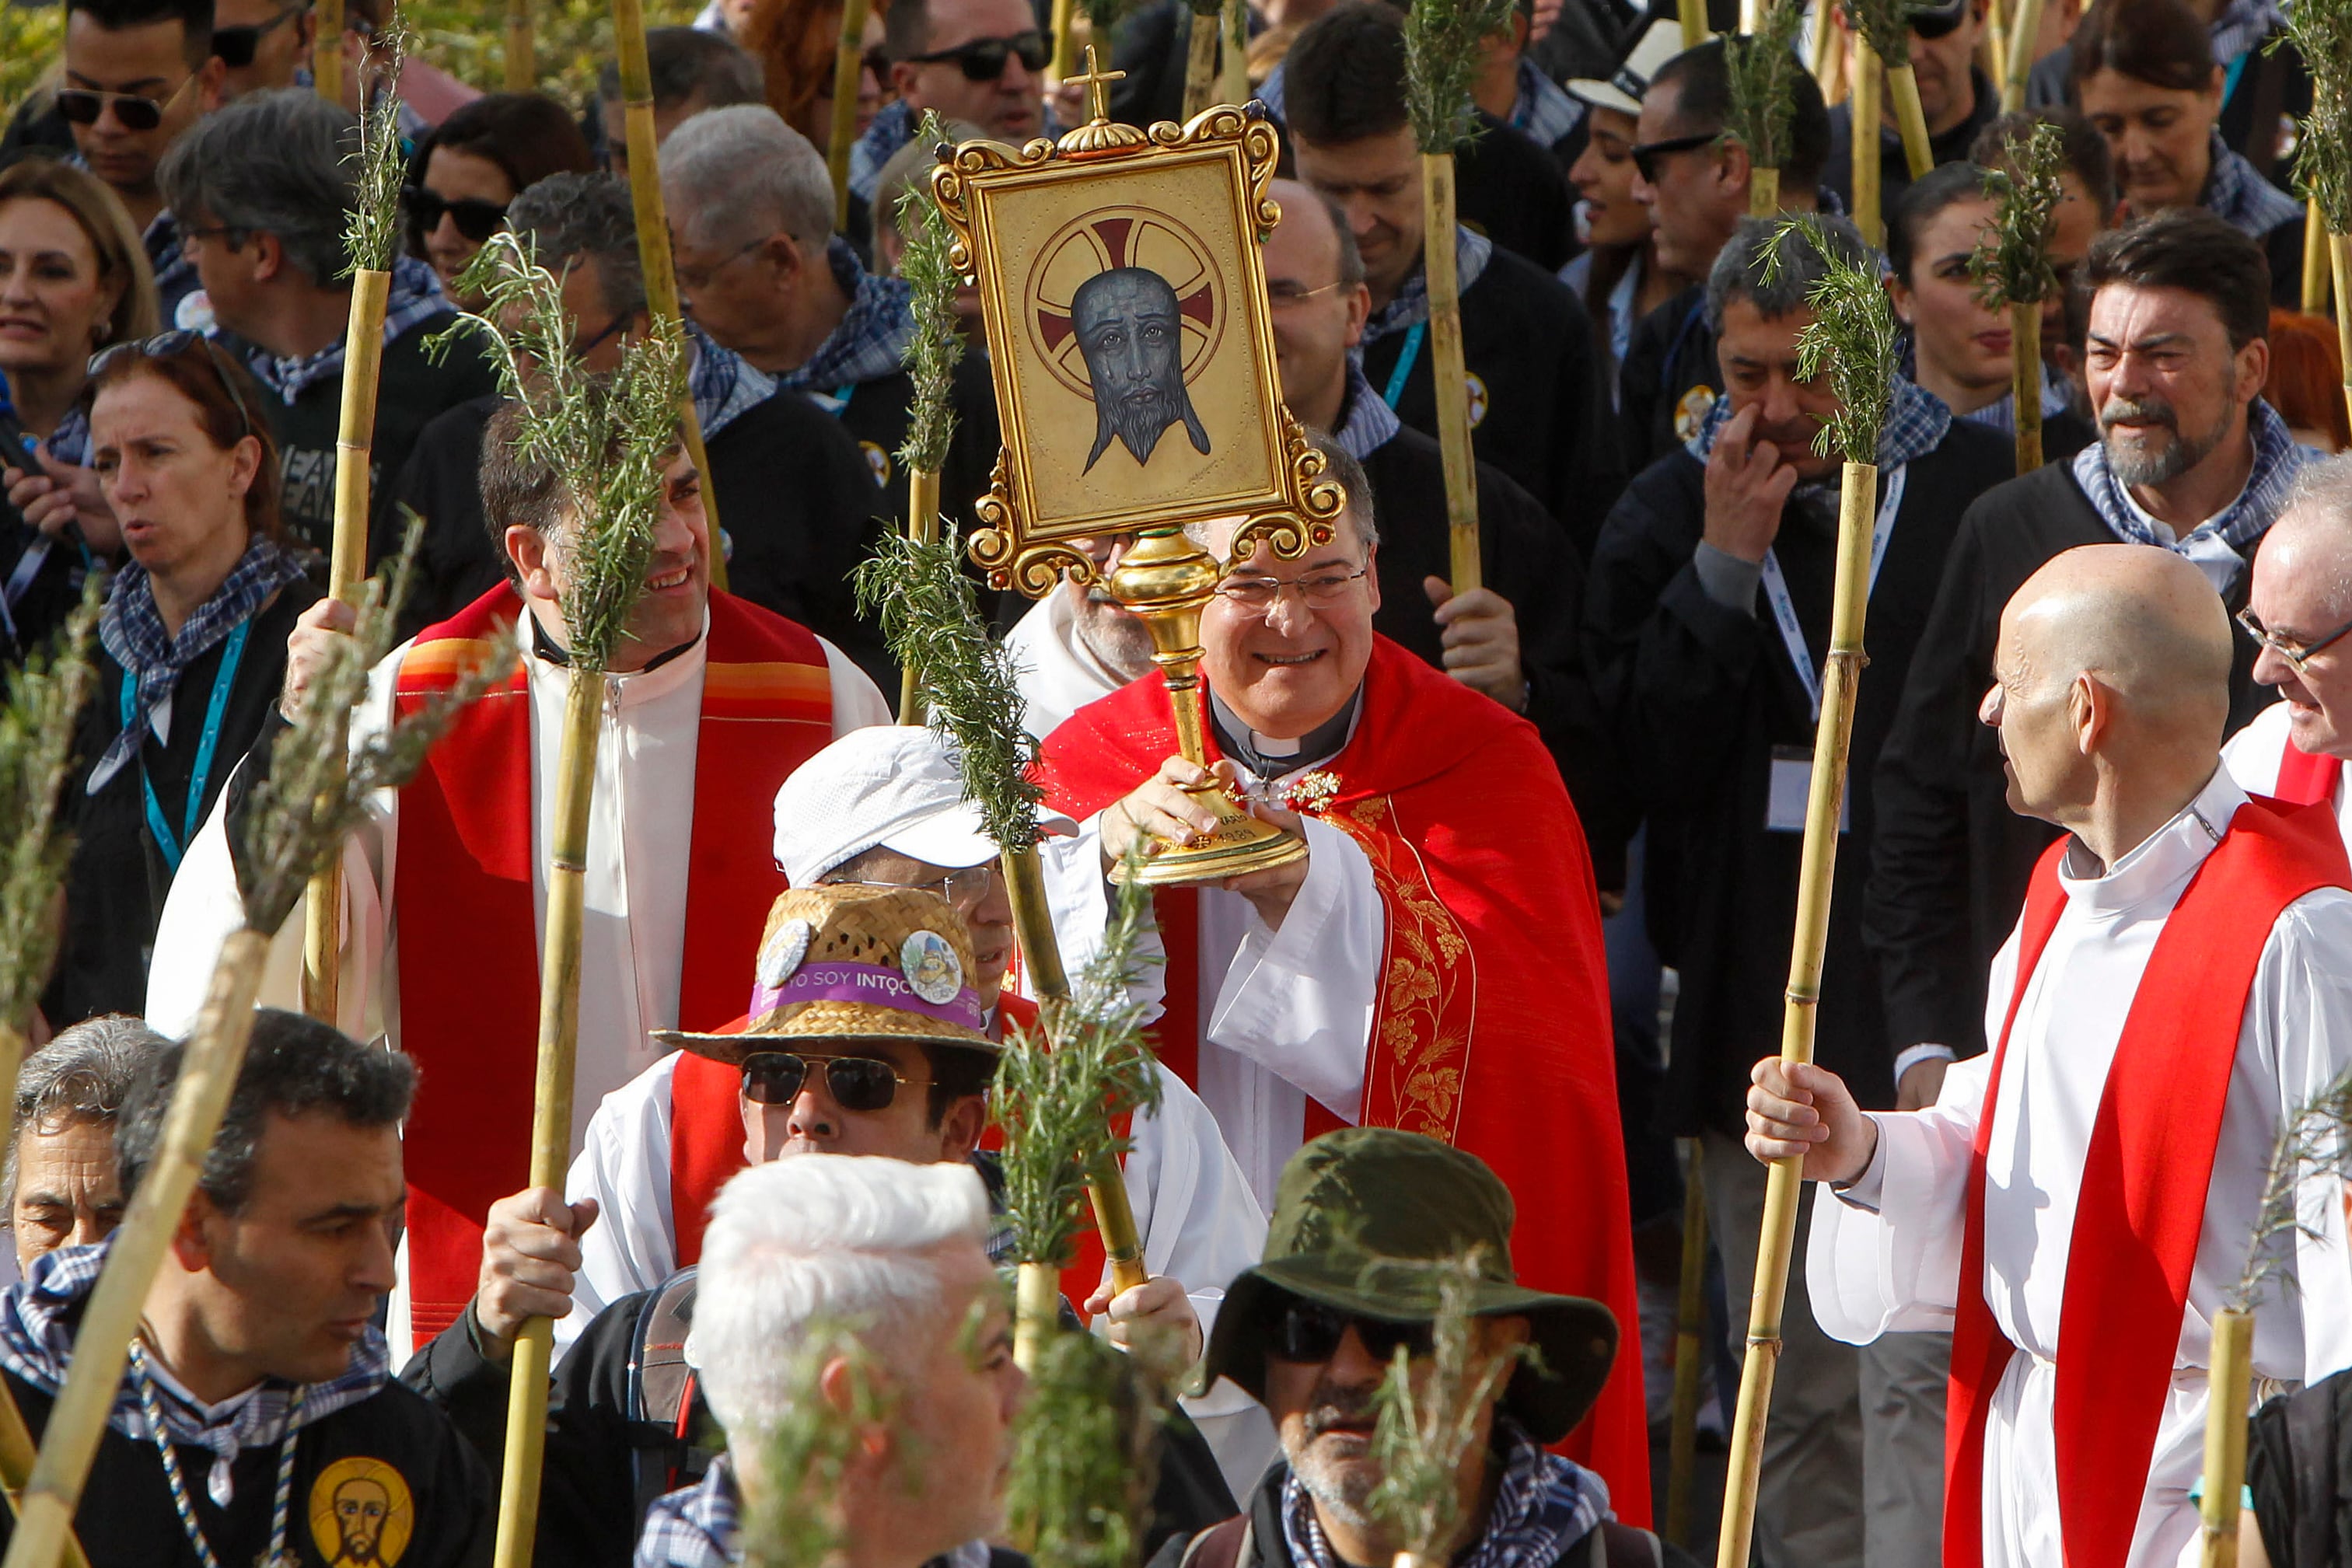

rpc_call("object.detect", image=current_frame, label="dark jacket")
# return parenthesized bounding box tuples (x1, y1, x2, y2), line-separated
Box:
(1616, 283, 1716, 481)
(0, 1364, 491, 1568)
(1584, 419, 2015, 1132)
(2249, 1366, 2352, 1568)
(45, 575, 319, 1025)
(1862, 459, 2279, 1059)
(1825, 68, 2002, 215)
(1360, 245, 1620, 556)
(1452, 112, 1578, 275)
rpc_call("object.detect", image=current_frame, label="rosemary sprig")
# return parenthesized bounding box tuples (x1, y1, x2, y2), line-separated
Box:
(439, 231, 683, 673)
(2278, 0, 2352, 234)
(1841, 0, 1927, 72)
(1969, 119, 2067, 310)
(740, 1326, 886, 1568)
(1403, 0, 1512, 155)
(895, 112, 965, 480)
(1724, 0, 1808, 173)
(239, 515, 516, 932)
(992, 869, 1163, 1270)
(0, 578, 102, 1030)
(340, 15, 409, 277)
(852, 521, 1043, 853)
(2234, 1065, 2352, 1312)
(1367, 1248, 1526, 1562)
(1760, 215, 1902, 466)
(1005, 1325, 1183, 1568)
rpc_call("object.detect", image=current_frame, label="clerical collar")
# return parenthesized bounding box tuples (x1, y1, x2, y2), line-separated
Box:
(1208, 687, 1360, 782)
(527, 611, 700, 675)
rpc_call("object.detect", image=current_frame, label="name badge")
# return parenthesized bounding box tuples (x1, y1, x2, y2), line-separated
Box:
(1767, 745, 1851, 834)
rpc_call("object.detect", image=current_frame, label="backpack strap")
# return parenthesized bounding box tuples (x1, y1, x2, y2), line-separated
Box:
(1178, 1516, 1250, 1568)
(626, 1268, 702, 1523)
(1594, 1521, 1665, 1568)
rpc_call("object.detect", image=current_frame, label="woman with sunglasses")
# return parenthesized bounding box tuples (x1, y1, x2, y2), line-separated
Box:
(43, 334, 315, 1028)
(404, 93, 596, 295)
(0, 159, 158, 666)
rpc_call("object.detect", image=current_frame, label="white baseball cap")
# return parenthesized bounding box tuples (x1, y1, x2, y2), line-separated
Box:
(771, 725, 1071, 889)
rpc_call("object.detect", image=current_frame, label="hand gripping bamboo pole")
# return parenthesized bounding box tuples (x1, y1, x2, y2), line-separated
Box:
(1850, 36, 1883, 247)
(2001, 0, 2041, 111)
(1663, 1140, 1711, 1549)
(2306, 199, 2330, 313)
(2011, 301, 2043, 473)
(2333, 234, 2352, 435)
(301, 263, 391, 1027)
(827, 0, 874, 229)
(1421, 154, 1481, 592)
(490, 667, 605, 1568)
(1885, 61, 1934, 179)
(2, 931, 272, 1568)
(2199, 1307, 2255, 1568)
(614, 0, 729, 594)
(1714, 457, 1878, 1568)
(1182, 2, 1221, 118)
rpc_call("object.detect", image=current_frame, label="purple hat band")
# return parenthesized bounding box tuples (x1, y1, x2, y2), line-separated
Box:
(748, 962, 987, 1032)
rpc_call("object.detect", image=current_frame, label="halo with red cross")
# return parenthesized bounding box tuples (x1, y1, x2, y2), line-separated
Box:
(1025, 207, 1226, 400)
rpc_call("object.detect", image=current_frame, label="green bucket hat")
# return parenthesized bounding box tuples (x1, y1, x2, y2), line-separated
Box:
(1201, 1126, 1618, 1444)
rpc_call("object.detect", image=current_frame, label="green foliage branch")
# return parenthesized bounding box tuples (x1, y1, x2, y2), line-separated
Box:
(0, 580, 103, 1030)
(1760, 215, 1902, 465)
(1969, 120, 2067, 309)
(1403, 0, 1513, 155)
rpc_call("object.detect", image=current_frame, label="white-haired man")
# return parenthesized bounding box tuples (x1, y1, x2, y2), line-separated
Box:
(636, 1153, 1023, 1568)
(2227, 455, 2352, 832)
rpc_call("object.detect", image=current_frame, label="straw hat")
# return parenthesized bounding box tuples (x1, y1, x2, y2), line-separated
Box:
(650, 884, 1001, 1067)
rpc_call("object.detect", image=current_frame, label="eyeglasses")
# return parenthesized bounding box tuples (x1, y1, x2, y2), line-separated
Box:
(1908, 3, 1966, 37)
(54, 72, 197, 131)
(739, 1051, 928, 1112)
(902, 29, 1052, 81)
(831, 864, 998, 910)
(177, 222, 250, 258)
(674, 236, 766, 295)
(405, 185, 510, 243)
(86, 330, 257, 442)
(1629, 130, 1719, 184)
(2237, 607, 2352, 675)
(1269, 1297, 1437, 1364)
(575, 310, 632, 358)
(1212, 560, 1372, 613)
(213, 4, 306, 68)
(1266, 279, 1345, 309)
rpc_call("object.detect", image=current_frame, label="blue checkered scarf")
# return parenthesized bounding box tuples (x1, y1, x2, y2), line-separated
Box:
(1331, 360, 1403, 460)
(1513, 60, 1585, 151)
(2208, 0, 2284, 67)
(46, 403, 91, 468)
(1684, 373, 1952, 473)
(2070, 396, 2300, 585)
(687, 322, 777, 439)
(1280, 1417, 1609, 1568)
(1960, 361, 2077, 438)
(237, 254, 449, 403)
(850, 99, 917, 207)
(89, 531, 306, 794)
(777, 239, 917, 393)
(0, 1240, 389, 1507)
(1359, 227, 1496, 347)
(2203, 131, 2303, 239)
(145, 208, 198, 323)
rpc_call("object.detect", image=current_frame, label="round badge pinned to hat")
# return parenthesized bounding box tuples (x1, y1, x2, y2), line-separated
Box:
(757, 919, 814, 990)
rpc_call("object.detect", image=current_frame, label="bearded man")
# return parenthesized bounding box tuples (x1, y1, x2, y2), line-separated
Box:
(1076, 267, 1212, 472)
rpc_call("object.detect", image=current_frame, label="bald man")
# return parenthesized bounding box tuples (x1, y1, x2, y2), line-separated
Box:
(1749, 543, 2352, 1568)
(2227, 456, 2352, 832)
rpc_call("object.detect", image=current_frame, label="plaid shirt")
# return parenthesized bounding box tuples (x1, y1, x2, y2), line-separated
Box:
(2203, 131, 2304, 240)
(777, 239, 917, 393)
(2208, 0, 2284, 67)
(687, 322, 777, 439)
(235, 253, 449, 403)
(1358, 226, 1496, 347)
(89, 533, 306, 794)
(1282, 1417, 1609, 1568)
(0, 1240, 390, 1507)
(145, 208, 198, 322)
(1512, 59, 1584, 152)
(1330, 360, 1403, 460)
(2071, 396, 2300, 592)
(1686, 372, 1952, 474)
(638, 1457, 1001, 1568)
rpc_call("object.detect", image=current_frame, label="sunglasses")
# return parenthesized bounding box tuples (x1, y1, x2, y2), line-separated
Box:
(54, 72, 197, 131)
(1269, 1297, 1438, 1365)
(405, 186, 510, 244)
(213, 4, 305, 68)
(903, 29, 1052, 81)
(1629, 130, 1718, 183)
(739, 1051, 928, 1112)
(86, 330, 257, 442)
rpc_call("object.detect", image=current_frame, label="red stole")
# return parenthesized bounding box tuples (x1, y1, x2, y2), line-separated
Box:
(667, 993, 1045, 1266)
(391, 585, 836, 1341)
(1943, 797, 2350, 1568)
(2275, 739, 2343, 808)
(1034, 638, 1650, 1522)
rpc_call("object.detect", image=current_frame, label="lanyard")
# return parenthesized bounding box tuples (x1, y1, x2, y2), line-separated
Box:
(1379, 322, 1425, 409)
(1757, 464, 1906, 721)
(122, 618, 250, 873)
(130, 1341, 303, 1568)
(822, 382, 856, 417)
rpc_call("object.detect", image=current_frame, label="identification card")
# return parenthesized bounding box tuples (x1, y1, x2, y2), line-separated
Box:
(1767, 745, 1851, 834)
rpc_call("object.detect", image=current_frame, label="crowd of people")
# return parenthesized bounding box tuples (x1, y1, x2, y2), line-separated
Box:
(6, 0, 2352, 1560)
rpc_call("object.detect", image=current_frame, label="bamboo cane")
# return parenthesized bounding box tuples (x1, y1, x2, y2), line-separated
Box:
(1663, 1139, 1710, 1549)
(2307, 199, 2330, 314)
(1181, 4, 1220, 117)
(1749, 166, 1782, 216)
(1885, 61, 1934, 178)
(505, 0, 535, 88)
(2199, 1307, 2255, 1568)
(827, 0, 874, 229)
(2011, 302, 2043, 473)
(3, 931, 271, 1568)
(1715, 457, 1876, 1568)
(1983, 2, 2006, 100)
(315, 0, 344, 103)
(1681, 0, 1709, 51)
(1218, 0, 1249, 107)
(1014, 1261, 1062, 1371)
(1851, 36, 1882, 247)
(1051, 0, 1082, 79)
(1421, 154, 1481, 592)
(1809, 0, 1838, 94)
(613, 0, 729, 594)
(898, 469, 942, 725)
(301, 264, 390, 1028)
(2333, 234, 2352, 435)
(2001, 0, 2042, 111)
(1741, 0, 1759, 32)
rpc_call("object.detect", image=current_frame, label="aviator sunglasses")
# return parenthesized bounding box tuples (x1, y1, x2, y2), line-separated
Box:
(54, 72, 197, 131)
(902, 28, 1052, 80)
(739, 1050, 929, 1112)
(405, 186, 511, 243)
(1269, 1297, 1438, 1364)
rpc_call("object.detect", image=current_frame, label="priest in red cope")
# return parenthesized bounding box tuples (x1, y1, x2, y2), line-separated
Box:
(1748, 543, 2352, 1568)
(2227, 456, 2352, 827)
(1033, 440, 1648, 1519)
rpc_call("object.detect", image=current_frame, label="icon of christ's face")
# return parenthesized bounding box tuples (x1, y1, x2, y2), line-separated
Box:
(1072, 267, 1211, 472)
(334, 1478, 390, 1562)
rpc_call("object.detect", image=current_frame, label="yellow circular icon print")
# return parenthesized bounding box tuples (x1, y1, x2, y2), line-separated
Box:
(309, 1456, 414, 1566)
